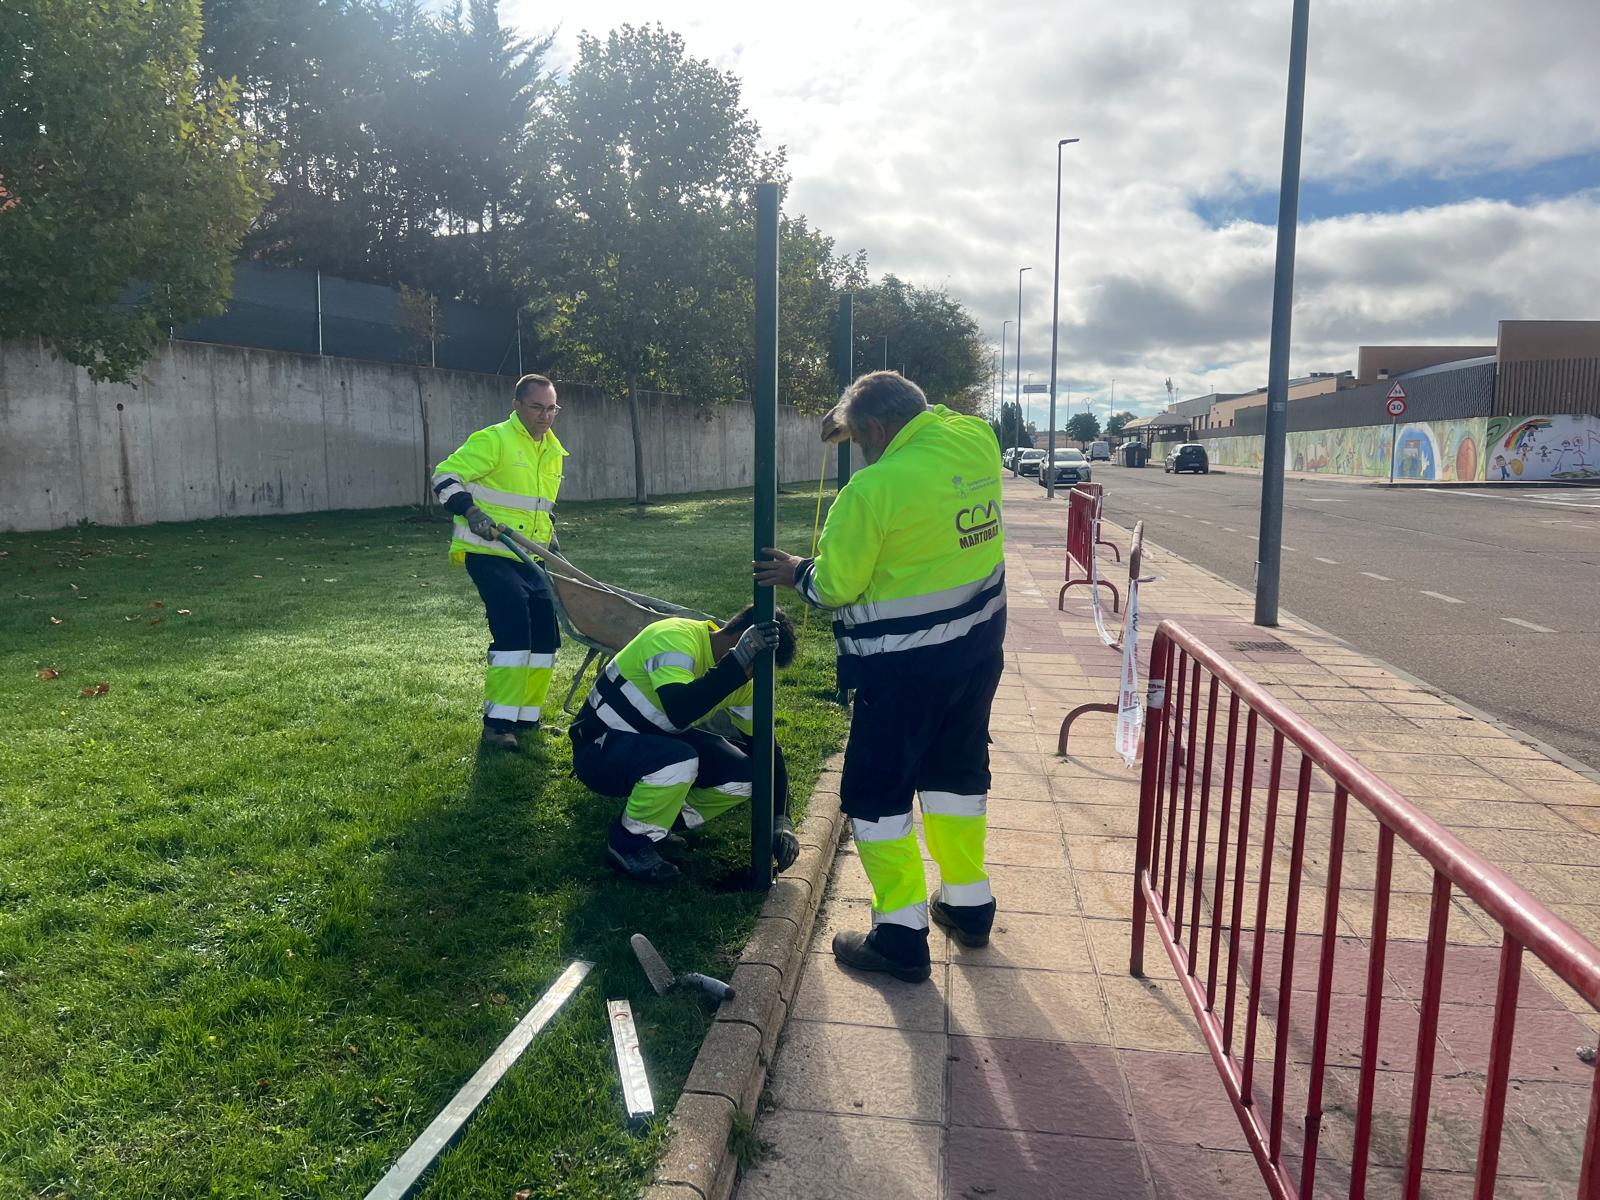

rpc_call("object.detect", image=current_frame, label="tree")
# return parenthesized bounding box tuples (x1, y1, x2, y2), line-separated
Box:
(1107, 410, 1137, 438)
(993, 400, 1030, 451)
(546, 23, 781, 502)
(0, 0, 269, 381)
(849, 275, 986, 411)
(1065, 412, 1101, 445)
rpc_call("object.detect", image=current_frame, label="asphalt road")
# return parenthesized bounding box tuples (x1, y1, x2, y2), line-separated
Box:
(1045, 466, 1600, 769)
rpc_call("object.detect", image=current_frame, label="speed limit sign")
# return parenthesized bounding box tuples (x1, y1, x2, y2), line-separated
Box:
(1386, 383, 1408, 418)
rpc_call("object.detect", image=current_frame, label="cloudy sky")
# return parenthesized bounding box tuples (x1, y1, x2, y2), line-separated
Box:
(510, 0, 1600, 420)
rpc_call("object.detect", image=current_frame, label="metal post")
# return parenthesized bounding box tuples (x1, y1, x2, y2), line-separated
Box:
(833, 293, 853, 488)
(429, 298, 437, 369)
(881, 335, 888, 370)
(1253, 0, 1312, 628)
(1046, 139, 1079, 499)
(1388, 415, 1398, 484)
(751, 181, 780, 892)
(315, 270, 324, 356)
(1016, 267, 1031, 475)
(999, 320, 1012, 448)
(830, 291, 853, 707)
(516, 311, 524, 376)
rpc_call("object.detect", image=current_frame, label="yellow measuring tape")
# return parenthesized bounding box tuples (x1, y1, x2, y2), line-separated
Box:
(801, 444, 830, 631)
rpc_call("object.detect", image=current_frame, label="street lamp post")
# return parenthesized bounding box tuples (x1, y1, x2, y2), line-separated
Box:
(1255, 0, 1312, 628)
(1046, 138, 1080, 499)
(999, 320, 1013, 446)
(1015, 266, 1031, 471)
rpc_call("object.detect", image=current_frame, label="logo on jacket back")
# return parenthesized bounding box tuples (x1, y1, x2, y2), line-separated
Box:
(956, 500, 1001, 549)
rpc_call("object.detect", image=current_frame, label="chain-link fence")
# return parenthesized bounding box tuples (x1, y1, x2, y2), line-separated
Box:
(176, 262, 524, 376)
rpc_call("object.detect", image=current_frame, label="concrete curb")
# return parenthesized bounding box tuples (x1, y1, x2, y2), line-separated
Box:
(642, 767, 847, 1200)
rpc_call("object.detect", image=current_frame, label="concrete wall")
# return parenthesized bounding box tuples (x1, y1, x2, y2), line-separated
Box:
(0, 338, 834, 531)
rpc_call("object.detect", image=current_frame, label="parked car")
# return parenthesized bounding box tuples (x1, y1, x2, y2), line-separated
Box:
(1164, 443, 1210, 474)
(1087, 440, 1112, 461)
(1037, 448, 1093, 487)
(1014, 448, 1046, 477)
(1003, 447, 1022, 471)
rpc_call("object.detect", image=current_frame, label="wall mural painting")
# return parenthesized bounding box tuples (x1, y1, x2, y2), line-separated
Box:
(1485, 414, 1600, 481)
(1201, 418, 1487, 481)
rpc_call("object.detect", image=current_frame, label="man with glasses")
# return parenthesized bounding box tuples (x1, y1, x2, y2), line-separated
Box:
(431, 374, 568, 751)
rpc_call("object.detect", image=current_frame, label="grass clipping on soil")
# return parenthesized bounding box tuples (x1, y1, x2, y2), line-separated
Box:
(0, 490, 847, 1199)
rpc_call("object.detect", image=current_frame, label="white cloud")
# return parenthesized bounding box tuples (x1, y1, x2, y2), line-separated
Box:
(513, 0, 1600, 416)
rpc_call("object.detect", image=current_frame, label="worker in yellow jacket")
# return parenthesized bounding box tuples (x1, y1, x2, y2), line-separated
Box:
(430, 374, 568, 751)
(757, 372, 1006, 982)
(568, 608, 800, 883)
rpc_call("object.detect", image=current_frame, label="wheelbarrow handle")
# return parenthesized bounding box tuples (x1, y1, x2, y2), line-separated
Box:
(497, 531, 542, 570)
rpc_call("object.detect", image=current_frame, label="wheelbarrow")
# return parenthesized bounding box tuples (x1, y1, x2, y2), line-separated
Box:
(494, 529, 721, 719)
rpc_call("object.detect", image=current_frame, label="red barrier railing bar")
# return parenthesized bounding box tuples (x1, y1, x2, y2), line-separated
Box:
(1298, 784, 1349, 1196)
(1139, 868, 1300, 1200)
(1240, 730, 1286, 1106)
(1222, 709, 1260, 1054)
(1350, 825, 1395, 1197)
(1205, 694, 1242, 1011)
(1173, 665, 1205, 949)
(1150, 620, 1600, 1005)
(1472, 935, 1524, 1200)
(1188, 676, 1223, 962)
(1580, 1059, 1600, 1197)
(1401, 874, 1455, 1199)
(1269, 754, 1315, 1164)
(1162, 653, 1191, 903)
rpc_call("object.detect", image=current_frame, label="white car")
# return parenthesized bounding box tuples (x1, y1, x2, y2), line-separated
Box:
(1037, 448, 1093, 488)
(1014, 449, 1047, 477)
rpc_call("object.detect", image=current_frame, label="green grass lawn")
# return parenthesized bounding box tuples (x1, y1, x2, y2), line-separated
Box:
(0, 488, 847, 1200)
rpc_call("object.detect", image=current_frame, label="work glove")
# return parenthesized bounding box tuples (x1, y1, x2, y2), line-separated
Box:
(549, 531, 561, 554)
(773, 816, 800, 873)
(731, 619, 781, 671)
(465, 505, 499, 540)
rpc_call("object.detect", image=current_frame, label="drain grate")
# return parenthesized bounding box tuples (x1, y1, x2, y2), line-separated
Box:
(1230, 639, 1296, 653)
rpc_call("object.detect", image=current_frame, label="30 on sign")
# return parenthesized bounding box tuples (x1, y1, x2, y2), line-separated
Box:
(1385, 383, 1408, 418)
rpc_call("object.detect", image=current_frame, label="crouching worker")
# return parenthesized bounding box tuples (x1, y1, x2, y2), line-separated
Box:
(569, 607, 799, 883)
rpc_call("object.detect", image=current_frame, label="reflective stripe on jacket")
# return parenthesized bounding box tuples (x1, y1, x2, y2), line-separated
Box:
(584, 617, 755, 736)
(796, 404, 1005, 684)
(431, 413, 567, 564)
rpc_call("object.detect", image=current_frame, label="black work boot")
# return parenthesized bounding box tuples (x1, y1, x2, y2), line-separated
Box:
(930, 887, 997, 948)
(481, 726, 520, 752)
(832, 923, 932, 983)
(605, 819, 682, 884)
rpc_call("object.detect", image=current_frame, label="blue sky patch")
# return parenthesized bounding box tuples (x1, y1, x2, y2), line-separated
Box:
(1193, 151, 1600, 227)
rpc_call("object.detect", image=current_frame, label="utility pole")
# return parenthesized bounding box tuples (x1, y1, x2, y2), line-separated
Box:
(1254, 0, 1312, 629)
(1015, 267, 1031, 464)
(750, 182, 780, 890)
(1045, 138, 1079, 499)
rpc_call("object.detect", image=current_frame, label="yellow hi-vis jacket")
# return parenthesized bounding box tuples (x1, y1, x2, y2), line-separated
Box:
(584, 618, 755, 737)
(431, 413, 567, 565)
(795, 404, 1006, 686)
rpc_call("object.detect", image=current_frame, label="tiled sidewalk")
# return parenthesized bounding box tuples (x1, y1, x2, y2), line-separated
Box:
(736, 479, 1600, 1200)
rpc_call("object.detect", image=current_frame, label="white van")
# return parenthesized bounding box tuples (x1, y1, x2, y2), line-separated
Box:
(1088, 440, 1112, 461)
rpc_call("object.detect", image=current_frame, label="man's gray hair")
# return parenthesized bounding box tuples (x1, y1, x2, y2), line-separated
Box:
(834, 371, 929, 440)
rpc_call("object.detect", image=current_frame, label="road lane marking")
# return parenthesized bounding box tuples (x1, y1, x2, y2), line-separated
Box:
(1199, 519, 1213, 525)
(1421, 590, 1464, 604)
(1522, 498, 1600, 510)
(1500, 617, 1556, 633)
(1223, 526, 1239, 533)
(1315, 557, 1340, 565)
(1247, 534, 1260, 540)
(1305, 498, 1351, 503)
(1281, 545, 1299, 552)
(1361, 572, 1393, 581)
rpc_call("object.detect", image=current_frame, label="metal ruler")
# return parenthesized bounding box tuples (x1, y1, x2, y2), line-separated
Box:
(607, 999, 655, 1122)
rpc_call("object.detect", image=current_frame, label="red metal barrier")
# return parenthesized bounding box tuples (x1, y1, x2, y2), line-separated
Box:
(1058, 485, 1120, 613)
(1077, 481, 1122, 563)
(1057, 519, 1146, 757)
(1132, 620, 1600, 1200)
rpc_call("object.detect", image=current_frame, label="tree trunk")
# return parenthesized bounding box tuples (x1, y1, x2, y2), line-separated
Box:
(627, 371, 648, 505)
